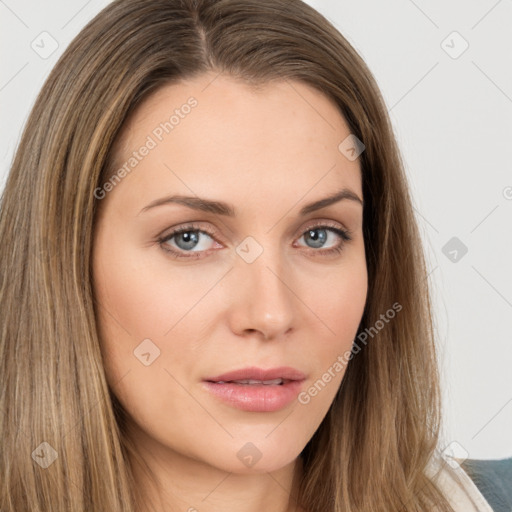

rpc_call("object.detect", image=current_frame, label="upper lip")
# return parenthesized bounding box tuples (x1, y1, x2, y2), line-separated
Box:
(204, 366, 306, 383)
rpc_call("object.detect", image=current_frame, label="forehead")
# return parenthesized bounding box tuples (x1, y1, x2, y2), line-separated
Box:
(104, 72, 362, 215)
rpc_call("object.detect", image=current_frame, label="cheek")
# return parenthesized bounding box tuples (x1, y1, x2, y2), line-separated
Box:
(305, 247, 367, 344)
(91, 234, 228, 426)
(295, 252, 367, 404)
(317, 267, 367, 329)
(93, 229, 228, 343)
(92, 250, 207, 454)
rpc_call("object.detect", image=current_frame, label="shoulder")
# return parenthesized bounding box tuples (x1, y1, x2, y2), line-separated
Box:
(426, 454, 496, 511)
(460, 458, 512, 512)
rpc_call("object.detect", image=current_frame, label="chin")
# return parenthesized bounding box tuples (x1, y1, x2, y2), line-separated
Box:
(200, 436, 304, 475)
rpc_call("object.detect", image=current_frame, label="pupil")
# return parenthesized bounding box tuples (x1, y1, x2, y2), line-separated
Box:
(177, 231, 199, 250)
(307, 228, 326, 248)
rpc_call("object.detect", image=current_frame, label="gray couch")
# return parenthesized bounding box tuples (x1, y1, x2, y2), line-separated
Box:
(461, 458, 512, 511)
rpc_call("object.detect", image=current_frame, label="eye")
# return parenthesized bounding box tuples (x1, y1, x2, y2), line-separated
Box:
(294, 223, 352, 256)
(158, 223, 219, 259)
(157, 221, 352, 259)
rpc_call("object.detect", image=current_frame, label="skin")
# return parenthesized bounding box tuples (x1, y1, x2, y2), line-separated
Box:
(92, 71, 368, 512)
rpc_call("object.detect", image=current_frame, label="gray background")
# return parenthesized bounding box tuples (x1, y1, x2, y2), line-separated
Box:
(1, 0, 511, 460)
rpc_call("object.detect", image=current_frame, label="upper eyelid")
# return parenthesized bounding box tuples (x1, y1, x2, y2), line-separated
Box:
(165, 219, 347, 235)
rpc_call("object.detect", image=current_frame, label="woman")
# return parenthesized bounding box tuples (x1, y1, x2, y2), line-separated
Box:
(0, 0, 501, 510)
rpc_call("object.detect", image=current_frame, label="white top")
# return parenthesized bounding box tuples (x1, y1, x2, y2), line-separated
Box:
(428, 455, 494, 511)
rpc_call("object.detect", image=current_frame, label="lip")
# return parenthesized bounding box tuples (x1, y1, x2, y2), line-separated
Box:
(202, 366, 306, 412)
(205, 366, 306, 383)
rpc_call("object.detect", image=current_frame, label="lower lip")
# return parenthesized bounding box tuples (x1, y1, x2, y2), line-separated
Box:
(202, 380, 304, 412)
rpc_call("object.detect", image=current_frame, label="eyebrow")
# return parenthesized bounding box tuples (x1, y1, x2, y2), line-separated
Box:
(139, 187, 363, 216)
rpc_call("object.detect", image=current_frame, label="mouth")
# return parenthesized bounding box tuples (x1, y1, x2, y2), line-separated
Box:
(202, 366, 306, 412)
(208, 378, 288, 385)
(204, 366, 306, 383)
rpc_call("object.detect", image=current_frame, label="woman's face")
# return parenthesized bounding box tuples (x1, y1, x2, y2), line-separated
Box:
(92, 72, 367, 474)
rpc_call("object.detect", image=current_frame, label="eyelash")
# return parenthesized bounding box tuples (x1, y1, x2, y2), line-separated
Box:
(157, 221, 352, 260)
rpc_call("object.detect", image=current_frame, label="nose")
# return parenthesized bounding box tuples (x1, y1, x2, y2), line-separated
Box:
(227, 245, 296, 341)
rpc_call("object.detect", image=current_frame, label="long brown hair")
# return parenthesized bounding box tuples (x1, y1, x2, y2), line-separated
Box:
(0, 0, 459, 510)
